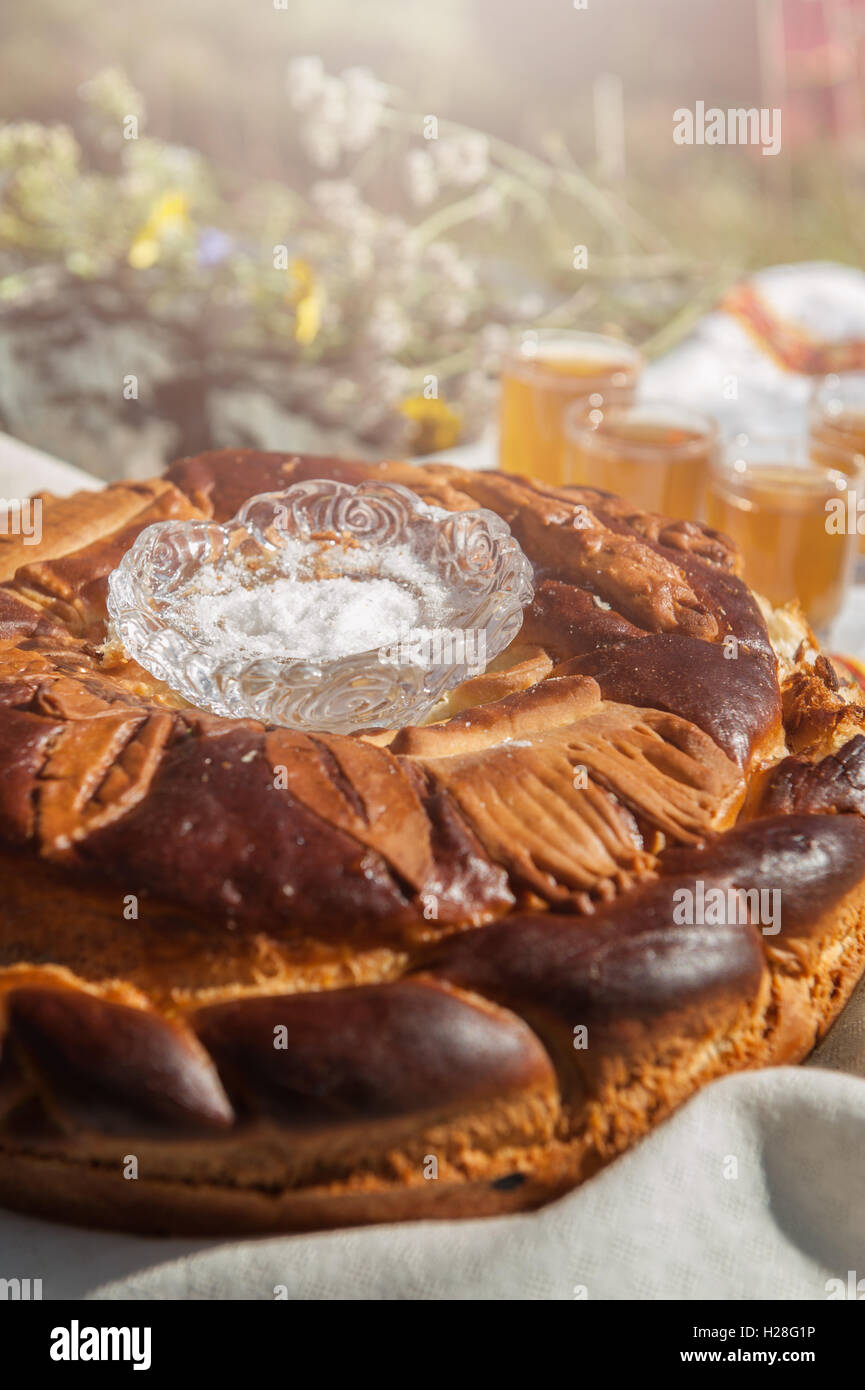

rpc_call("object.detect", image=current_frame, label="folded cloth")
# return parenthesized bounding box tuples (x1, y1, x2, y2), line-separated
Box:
(642, 261, 865, 439)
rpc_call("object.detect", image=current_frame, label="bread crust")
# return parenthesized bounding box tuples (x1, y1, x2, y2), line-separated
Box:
(1, 451, 865, 1235)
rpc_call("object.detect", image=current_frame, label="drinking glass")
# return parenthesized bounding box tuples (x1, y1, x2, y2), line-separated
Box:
(563, 398, 719, 520)
(704, 434, 863, 637)
(498, 329, 642, 485)
(809, 373, 865, 557)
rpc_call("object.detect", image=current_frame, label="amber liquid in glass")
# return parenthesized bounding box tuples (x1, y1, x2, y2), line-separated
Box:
(565, 417, 713, 519)
(705, 464, 855, 634)
(499, 348, 638, 485)
(810, 408, 865, 554)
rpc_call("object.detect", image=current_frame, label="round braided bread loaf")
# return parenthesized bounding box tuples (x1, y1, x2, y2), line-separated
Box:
(1, 450, 865, 1234)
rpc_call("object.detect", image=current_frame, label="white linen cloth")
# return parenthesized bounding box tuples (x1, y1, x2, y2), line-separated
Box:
(4, 267, 865, 1301)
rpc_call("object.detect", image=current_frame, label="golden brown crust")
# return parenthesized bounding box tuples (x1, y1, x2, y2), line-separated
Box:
(1, 449, 864, 1235)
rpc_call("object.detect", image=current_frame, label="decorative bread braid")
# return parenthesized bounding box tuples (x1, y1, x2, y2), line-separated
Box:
(1, 452, 865, 1233)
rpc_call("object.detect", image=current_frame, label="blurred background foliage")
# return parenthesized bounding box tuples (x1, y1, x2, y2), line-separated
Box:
(0, 0, 863, 478)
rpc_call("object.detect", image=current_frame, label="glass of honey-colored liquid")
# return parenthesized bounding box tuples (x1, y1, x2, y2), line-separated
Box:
(704, 436, 863, 637)
(498, 329, 643, 485)
(563, 399, 718, 520)
(809, 373, 865, 558)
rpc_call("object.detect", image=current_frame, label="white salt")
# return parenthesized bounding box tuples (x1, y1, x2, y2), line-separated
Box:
(173, 573, 422, 661)
(162, 533, 461, 665)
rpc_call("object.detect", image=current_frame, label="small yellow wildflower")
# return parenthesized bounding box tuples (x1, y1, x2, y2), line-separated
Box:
(128, 191, 190, 269)
(398, 394, 462, 453)
(288, 258, 322, 345)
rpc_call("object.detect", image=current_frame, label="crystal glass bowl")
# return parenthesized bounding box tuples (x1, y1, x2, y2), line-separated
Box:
(107, 479, 534, 734)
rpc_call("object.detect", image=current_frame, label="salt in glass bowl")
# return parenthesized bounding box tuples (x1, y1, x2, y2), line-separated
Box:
(106, 479, 535, 735)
